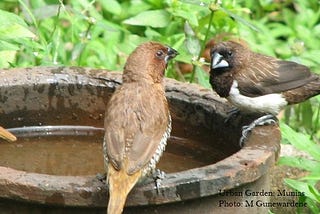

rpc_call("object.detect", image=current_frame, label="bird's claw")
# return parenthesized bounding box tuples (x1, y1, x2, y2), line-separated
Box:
(96, 172, 107, 184)
(239, 114, 278, 147)
(224, 107, 240, 123)
(153, 169, 166, 194)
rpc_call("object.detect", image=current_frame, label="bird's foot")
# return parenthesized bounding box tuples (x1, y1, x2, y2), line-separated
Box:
(152, 169, 166, 194)
(224, 107, 240, 123)
(239, 114, 278, 147)
(96, 172, 106, 184)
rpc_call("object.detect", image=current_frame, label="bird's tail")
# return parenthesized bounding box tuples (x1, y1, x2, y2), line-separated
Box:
(0, 126, 16, 142)
(107, 164, 142, 214)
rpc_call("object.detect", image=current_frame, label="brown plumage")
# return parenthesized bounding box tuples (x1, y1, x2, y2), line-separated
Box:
(103, 42, 178, 214)
(210, 40, 320, 115)
(0, 126, 16, 142)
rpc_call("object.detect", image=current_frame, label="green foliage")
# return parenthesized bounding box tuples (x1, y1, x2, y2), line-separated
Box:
(123, 10, 171, 28)
(279, 123, 320, 213)
(0, 8, 36, 67)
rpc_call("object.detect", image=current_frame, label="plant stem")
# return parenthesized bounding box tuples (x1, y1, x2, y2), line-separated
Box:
(19, 0, 47, 47)
(189, 10, 214, 83)
(77, 21, 94, 66)
(311, 103, 320, 140)
(50, 2, 62, 38)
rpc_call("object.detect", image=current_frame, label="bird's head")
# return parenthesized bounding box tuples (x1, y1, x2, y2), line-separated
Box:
(210, 41, 248, 75)
(123, 42, 179, 83)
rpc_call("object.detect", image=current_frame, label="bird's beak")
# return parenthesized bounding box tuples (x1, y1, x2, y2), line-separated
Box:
(211, 52, 229, 69)
(165, 47, 179, 63)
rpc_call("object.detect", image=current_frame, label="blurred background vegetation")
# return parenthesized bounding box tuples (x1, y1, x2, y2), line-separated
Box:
(0, 0, 319, 213)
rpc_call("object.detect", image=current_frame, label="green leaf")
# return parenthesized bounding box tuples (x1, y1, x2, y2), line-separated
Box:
(282, 8, 295, 28)
(124, 1, 151, 15)
(0, 24, 35, 40)
(302, 174, 320, 181)
(308, 185, 320, 202)
(101, 0, 122, 15)
(123, 9, 170, 28)
(0, 40, 20, 51)
(284, 179, 320, 203)
(268, 23, 293, 38)
(280, 122, 320, 161)
(278, 156, 319, 172)
(305, 197, 320, 214)
(0, 9, 35, 40)
(184, 22, 201, 56)
(170, 33, 185, 50)
(220, 7, 261, 32)
(145, 27, 162, 38)
(195, 67, 211, 88)
(147, 0, 165, 8)
(185, 36, 200, 56)
(171, 9, 199, 26)
(300, 101, 313, 130)
(33, 4, 62, 20)
(0, 50, 16, 68)
(0, 9, 28, 27)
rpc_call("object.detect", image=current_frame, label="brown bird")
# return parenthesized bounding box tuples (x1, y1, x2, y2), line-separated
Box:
(210, 40, 320, 145)
(0, 126, 16, 142)
(103, 42, 178, 214)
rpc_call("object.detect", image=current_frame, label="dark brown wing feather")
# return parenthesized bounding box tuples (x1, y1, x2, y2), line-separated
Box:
(104, 83, 169, 175)
(236, 54, 316, 97)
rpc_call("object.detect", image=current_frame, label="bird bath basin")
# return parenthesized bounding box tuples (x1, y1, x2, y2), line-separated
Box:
(0, 67, 280, 213)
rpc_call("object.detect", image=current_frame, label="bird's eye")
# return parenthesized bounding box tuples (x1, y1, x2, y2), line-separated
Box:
(156, 50, 164, 57)
(227, 51, 233, 57)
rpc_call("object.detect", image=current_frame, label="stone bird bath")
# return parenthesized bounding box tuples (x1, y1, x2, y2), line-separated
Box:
(0, 67, 280, 213)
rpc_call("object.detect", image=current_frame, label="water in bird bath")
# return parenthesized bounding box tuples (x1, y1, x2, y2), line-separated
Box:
(0, 134, 104, 175)
(0, 122, 227, 176)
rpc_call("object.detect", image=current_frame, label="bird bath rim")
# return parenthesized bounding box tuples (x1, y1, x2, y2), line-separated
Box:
(0, 66, 280, 208)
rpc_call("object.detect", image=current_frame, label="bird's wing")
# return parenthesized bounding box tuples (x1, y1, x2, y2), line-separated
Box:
(104, 87, 127, 171)
(236, 55, 315, 97)
(104, 85, 169, 175)
(126, 104, 169, 175)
